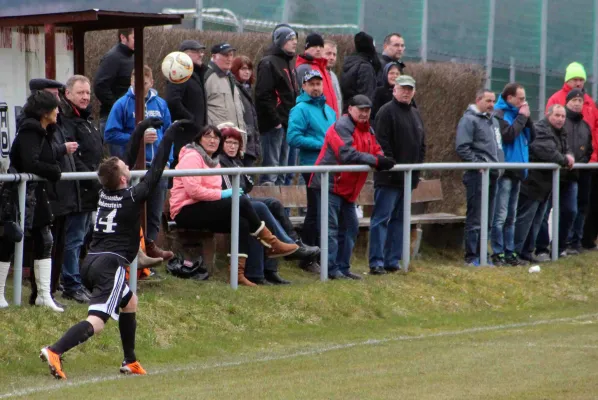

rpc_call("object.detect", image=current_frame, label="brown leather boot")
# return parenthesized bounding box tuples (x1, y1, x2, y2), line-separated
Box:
(229, 255, 257, 287)
(145, 241, 174, 261)
(137, 249, 163, 268)
(251, 222, 299, 259)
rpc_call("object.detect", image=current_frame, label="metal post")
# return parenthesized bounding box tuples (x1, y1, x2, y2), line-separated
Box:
(510, 57, 516, 83)
(402, 170, 412, 272)
(195, 0, 203, 30)
(357, 0, 366, 32)
(539, 0, 548, 119)
(319, 172, 329, 281)
(12, 180, 26, 306)
(593, 0, 598, 99)
(281, 0, 291, 23)
(485, 0, 496, 88)
(480, 168, 490, 266)
(230, 174, 240, 289)
(129, 257, 138, 293)
(551, 168, 560, 261)
(420, 0, 428, 62)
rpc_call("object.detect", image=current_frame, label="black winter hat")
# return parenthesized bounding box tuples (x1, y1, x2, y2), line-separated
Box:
(566, 88, 584, 103)
(354, 31, 376, 55)
(305, 33, 324, 49)
(29, 78, 63, 92)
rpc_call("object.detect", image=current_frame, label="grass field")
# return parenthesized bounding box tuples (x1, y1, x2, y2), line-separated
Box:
(1, 247, 598, 399)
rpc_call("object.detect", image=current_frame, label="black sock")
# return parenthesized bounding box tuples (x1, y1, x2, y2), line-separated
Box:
(50, 321, 94, 355)
(119, 312, 137, 363)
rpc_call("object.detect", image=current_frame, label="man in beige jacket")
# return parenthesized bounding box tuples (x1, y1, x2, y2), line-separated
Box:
(205, 43, 246, 132)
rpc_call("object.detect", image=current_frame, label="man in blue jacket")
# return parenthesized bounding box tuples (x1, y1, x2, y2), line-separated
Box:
(491, 83, 535, 266)
(287, 70, 336, 273)
(104, 65, 174, 261)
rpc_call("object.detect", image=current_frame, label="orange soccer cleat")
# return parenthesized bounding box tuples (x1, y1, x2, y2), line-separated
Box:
(40, 347, 66, 380)
(120, 360, 147, 375)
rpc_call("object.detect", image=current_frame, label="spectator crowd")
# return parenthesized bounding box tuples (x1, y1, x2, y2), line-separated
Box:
(0, 25, 597, 312)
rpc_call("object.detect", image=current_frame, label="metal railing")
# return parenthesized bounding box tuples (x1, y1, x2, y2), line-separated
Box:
(1, 162, 593, 302)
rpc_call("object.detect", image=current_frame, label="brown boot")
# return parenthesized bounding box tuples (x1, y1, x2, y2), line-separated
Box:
(229, 255, 257, 287)
(137, 249, 163, 268)
(145, 241, 174, 261)
(251, 222, 299, 259)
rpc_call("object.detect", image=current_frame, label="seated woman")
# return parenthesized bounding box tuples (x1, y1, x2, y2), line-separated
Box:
(169, 125, 298, 287)
(218, 125, 320, 284)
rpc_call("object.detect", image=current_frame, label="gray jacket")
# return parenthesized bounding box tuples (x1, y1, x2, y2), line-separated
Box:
(329, 70, 342, 117)
(456, 105, 504, 169)
(204, 62, 246, 131)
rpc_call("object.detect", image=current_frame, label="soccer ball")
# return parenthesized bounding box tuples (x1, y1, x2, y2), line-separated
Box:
(161, 51, 193, 84)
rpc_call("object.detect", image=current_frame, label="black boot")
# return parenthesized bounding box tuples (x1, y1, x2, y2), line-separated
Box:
(299, 259, 321, 274)
(285, 239, 320, 261)
(264, 270, 291, 285)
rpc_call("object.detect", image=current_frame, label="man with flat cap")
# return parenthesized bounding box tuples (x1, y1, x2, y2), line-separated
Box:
(369, 75, 425, 275)
(309, 94, 395, 280)
(165, 39, 209, 167)
(16, 79, 63, 129)
(204, 43, 245, 132)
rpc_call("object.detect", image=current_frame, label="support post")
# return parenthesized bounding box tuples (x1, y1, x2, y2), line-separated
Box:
(195, 0, 203, 31)
(539, 0, 548, 120)
(402, 170, 412, 272)
(129, 177, 140, 293)
(480, 168, 490, 266)
(281, 0, 291, 23)
(133, 26, 147, 235)
(551, 168, 560, 261)
(510, 57, 516, 83)
(230, 174, 240, 290)
(320, 172, 329, 281)
(73, 28, 85, 75)
(12, 179, 26, 306)
(357, 0, 366, 32)
(44, 24, 56, 79)
(420, 0, 428, 62)
(485, 0, 496, 88)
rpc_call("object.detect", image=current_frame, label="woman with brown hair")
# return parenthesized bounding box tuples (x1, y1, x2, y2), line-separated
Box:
(231, 56, 261, 166)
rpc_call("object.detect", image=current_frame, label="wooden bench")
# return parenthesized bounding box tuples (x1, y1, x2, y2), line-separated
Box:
(160, 179, 464, 271)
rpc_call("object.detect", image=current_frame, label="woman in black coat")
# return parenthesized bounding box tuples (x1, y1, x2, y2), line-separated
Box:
(0, 91, 78, 311)
(372, 62, 400, 120)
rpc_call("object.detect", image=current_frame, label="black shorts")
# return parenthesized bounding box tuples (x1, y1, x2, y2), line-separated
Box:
(81, 253, 133, 321)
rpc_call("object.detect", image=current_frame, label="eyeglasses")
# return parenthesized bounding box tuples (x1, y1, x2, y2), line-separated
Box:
(202, 135, 220, 142)
(224, 140, 240, 147)
(240, 67, 252, 72)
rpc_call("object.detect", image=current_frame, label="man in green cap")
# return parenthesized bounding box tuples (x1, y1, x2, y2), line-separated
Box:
(546, 62, 598, 251)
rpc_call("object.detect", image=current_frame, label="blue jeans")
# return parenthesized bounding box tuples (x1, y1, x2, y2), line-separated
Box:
(285, 146, 299, 185)
(569, 172, 592, 249)
(462, 171, 498, 262)
(558, 181, 578, 252)
(108, 144, 126, 159)
(491, 176, 520, 255)
(368, 186, 405, 270)
(316, 192, 359, 276)
(259, 126, 289, 186)
(514, 191, 550, 259)
(145, 178, 168, 242)
(61, 212, 92, 293)
(245, 199, 294, 279)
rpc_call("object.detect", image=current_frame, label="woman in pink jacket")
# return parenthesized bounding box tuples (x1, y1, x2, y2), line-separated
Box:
(169, 125, 298, 286)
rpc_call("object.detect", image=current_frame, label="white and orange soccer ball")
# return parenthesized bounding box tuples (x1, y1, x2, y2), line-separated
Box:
(161, 51, 193, 84)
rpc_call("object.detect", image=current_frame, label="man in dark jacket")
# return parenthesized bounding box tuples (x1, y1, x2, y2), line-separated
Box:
(514, 105, 573, 262)
(377, 33, 406, 86)
(340, 31, 381, 113)
(93, 28, 134, 137)
(455, 89, 504, 266)
(255, 24, 299, 185)
(369, 75, 425, 274)
(562, 89, 593, 253)
(165, 40, 208, 168)
(58, 75, 104, 303)
(310, 95, 395, 280)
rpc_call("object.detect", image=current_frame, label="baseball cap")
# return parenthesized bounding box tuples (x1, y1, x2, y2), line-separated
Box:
(179, 40, 206, 52)
(395, 75, 416, 88)
(303, 70, 323, 83)
(348, 94, 373, 109)
(211, 43, 236, 55)
(29, 78, 64, 92)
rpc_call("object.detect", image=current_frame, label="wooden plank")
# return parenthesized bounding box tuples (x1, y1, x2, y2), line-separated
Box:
(280, 186, 308, 208)
(289, 213, 465, 228)
(250, 185, 282, 200)
(355, 179, 443, 206)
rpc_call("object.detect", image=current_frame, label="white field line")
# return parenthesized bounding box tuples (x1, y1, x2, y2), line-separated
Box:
(1, 312, 597, 399)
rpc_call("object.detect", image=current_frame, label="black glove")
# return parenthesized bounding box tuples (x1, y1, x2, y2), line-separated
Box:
(135, 117, 163, 133)
(375, 156, 396, 171)
(164, 119, 197, 140)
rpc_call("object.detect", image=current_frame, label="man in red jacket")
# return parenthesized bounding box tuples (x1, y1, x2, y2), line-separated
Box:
(545, 62, 598, 250)
(296, 33, 339, 117)
(309, 95, 395, 280)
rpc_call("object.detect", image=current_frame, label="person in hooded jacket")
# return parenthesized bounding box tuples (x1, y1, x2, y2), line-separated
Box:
(231, 56, 261, 166)
(0, 91, 78, 311)
(340, 31, 381, 113)
(562, 89, 593, 254)
(372, 62, 400, 120)
(104, 65, 174, 262)
(456, 89, 504, 266)
(255, 24, 300, 185)
(491, 83, 535, 267)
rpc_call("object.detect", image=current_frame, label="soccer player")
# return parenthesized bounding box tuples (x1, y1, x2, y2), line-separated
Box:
(39, 117, 193, 380)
